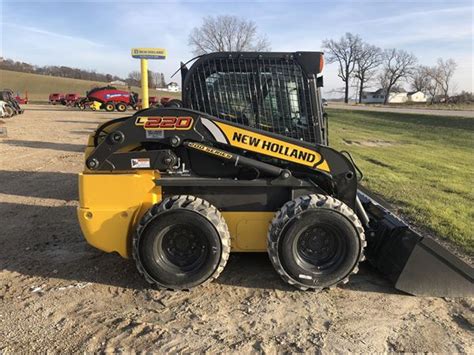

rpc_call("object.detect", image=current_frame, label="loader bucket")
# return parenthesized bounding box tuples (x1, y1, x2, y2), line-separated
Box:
(358, 190, 474, 297)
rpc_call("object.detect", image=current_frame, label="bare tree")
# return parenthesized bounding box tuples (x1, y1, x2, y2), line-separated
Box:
(147, 70, 156, 89)
(151, 72, 160, 88)
(322, 33, 362, 103)
(127, 71, 141, 86)
(188, 15, 270, 55)
(354, 43, 382, 103)
(160, 73, 166, 88)
(149, 71, 166, 89)
(378, 49, 417, 104)
(425, 66, 441, 104)
(434, 58, 457, 100)
(410, 65, 432, 92)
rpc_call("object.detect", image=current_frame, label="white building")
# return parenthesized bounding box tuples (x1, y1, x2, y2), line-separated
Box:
(361, 88, 426, 104)
(109, 80, 127, 86)
(388, 91, 408, 103)
(407, 91, 427, 103)
(361, 89, 386, 103)
(166, 82, 180, 92)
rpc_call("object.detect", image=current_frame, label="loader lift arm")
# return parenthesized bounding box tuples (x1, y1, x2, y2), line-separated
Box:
(85, 107, 359, 211)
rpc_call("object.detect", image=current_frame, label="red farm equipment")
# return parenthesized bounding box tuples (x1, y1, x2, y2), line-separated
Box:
(85, 86, 138, 112)
(160, 97, 171, 106)
(64, 93, 80, 106)
(137, 96, 159, 109)
(49, 93, 65, 105)
(15, 91, 28, 105)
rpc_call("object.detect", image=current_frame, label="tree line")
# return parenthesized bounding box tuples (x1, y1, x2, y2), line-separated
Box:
(0, 57, 125, 83)
(188, 17, 466, 105)
(0, 57, 167, 89)
(322, 33, 458, 104)
(126, 70, 167, 89)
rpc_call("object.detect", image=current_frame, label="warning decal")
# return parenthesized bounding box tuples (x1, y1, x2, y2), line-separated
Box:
(131, 158, 151, 168)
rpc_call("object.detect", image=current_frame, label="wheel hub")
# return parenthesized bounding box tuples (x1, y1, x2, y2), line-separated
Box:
(297, 225, 340, 268)
(161, 227, 207, 268)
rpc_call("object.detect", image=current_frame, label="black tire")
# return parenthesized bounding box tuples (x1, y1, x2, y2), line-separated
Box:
(115, 102, 127, 112)
(133, 195, 231, 290)
(104, 102, 115, 112)
(268, 194, 366, 291)
(4, 105, 14, 118)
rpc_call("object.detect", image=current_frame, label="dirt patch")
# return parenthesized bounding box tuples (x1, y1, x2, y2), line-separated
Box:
(0, 105, 472, 352)
(343, 138, 396, 147)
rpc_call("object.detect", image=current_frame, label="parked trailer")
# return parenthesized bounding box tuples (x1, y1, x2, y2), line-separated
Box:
(15, 92, 28, 105)
(137, 96, 159, 109)
(64, 93, 80, 106)
(49, 93, 65, 105)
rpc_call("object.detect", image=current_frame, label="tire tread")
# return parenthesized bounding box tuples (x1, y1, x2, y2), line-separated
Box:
(267, 194, 366, 291)
(133, 195, 231, 290)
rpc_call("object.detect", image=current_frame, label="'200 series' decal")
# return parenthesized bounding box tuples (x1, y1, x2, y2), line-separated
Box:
(135, 116, 193, 130)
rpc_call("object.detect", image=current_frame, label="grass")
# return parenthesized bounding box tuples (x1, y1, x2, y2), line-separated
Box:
(387, 102, 473, 111)
(337, 101, 474, 111)
(327, 108, 474, 253)
(0, 69, 181, 102)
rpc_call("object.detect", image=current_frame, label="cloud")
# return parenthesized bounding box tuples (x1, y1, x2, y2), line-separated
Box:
(349, 6, 472, 26)
(372, 25, 473, 47)
(2, 23, 104, 47)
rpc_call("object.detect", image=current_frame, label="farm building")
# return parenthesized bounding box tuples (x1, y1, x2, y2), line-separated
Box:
(361, 89, 427, 104)
(407, 91, 427, 102)
(166, 82, 180, 92)
(109, 80, 127, 86)
(361, 89, 387, 103)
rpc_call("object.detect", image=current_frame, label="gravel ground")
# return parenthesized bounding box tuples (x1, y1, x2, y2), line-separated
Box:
(0, 105, 473, 352)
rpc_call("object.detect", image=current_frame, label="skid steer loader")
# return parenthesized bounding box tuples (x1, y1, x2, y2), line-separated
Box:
(78, 52, 473, 296)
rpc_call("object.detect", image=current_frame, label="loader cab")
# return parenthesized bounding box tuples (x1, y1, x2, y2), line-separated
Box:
(181, 52, 328, 145)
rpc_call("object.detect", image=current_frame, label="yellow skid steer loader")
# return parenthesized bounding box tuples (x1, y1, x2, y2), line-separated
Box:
(78, 52, 473, 296)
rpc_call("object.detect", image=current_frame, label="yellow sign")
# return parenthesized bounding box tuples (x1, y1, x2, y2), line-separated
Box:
(214, 121, 330, 172)
(131, 48, 167, 60)
(131, 47, 167, 108)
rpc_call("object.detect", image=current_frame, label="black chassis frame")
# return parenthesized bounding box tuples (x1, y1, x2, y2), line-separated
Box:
(86, 107, 358, 212)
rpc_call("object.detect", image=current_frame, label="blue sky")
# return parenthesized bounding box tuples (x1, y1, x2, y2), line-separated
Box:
(1, 0, 472, 95)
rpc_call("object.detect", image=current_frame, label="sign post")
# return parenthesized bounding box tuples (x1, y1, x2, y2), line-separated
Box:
(131, 48, 167, 109)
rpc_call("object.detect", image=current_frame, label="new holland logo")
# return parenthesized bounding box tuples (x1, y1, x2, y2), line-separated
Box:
(213, 121, 329, 171)
(232, 132, 317, 163)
